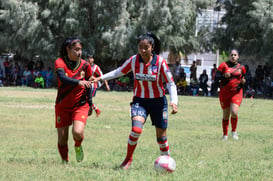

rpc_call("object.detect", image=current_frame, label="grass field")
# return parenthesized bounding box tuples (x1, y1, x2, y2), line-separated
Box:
(0, 87, 272, 181)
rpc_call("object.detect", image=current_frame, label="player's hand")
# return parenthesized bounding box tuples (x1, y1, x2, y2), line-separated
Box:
(79, 80, 92, 88)
(90, 77, 101, 83)
(223, 72, 231, 78)
(170, 103, 178, 114)
(241, 77, 246, 84)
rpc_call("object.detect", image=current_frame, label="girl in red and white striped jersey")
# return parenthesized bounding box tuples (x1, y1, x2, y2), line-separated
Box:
(92, 32, 178, 169)
(86, 54, 110, 117)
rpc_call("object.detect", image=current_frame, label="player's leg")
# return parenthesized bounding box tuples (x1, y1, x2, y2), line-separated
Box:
(151, 96, 170, 155)
(222, 108, 230, 140)
(156, 128, 169, 156)
(219, 91, 231, 140)
(120, 99, 147, 169)
(72, 121, 85, 162)
(230, 103, 240, 140)
(72, 105, 88, 162)
(230, 90, 243, 140)
(57, 126, 69, 162)
(91, 87, 101, 117)
(120, 117, 145, 169)
(55, 106, 71, 162)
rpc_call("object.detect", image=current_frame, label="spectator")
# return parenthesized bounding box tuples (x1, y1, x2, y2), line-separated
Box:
(189, 74, 199, 96)
(21, 66, 32, 86)
(176, 76, 188, 95)
(179, 67, 186, 81)
(11, 61, 21, 86)
(190, 61, 197, 80)
(244, 65, 252, 90)
(45, 67, 53, 88)
(174, 61, 182, 83)
(254, 65, 264, 95)
(263, 62, 271, 77)
(35, 59, 44, 71)
(263, 72, 272, 98)
(33, 73, 45, 88)
(0, 66, 4, 87)
(27, 59, 35, 71)
(3, 58, 12, 85)
(210, 63, 217, 96)
(115, 75, 130, 91)
(199, 69, 209, 96)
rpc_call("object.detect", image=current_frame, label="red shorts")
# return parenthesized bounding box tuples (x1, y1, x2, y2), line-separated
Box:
(55, 103, 89, 128)
(219, 88, 243, 109)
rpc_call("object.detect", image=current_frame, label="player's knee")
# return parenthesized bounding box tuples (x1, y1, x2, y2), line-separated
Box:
(230, 111, 238, 118)
(132, 120, 143, 134)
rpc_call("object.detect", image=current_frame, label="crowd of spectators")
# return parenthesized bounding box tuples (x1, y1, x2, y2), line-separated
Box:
(1, 56, 272, 99)
(0, 57, 53, 88)
(174, 61, 272, 99)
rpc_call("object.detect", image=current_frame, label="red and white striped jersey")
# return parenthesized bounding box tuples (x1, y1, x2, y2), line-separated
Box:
(119, 54, 174, 99)
(91, 64, 103, 88)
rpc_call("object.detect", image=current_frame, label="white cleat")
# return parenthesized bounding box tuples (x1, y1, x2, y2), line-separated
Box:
(232, 132, 239, 140)
(222, 135, 228, 141)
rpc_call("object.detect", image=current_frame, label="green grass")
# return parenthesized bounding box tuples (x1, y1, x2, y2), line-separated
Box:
(0, 87, 272, 181)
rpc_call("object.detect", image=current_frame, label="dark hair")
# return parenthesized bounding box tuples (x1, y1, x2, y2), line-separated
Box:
(86, 54, 94, 59)
(59, 37, 82, 58)
(229, 48, 239, 55)
(137, 32, 161, 54)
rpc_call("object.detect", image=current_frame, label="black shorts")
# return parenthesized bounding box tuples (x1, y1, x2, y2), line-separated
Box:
(130, 96, 168, 129)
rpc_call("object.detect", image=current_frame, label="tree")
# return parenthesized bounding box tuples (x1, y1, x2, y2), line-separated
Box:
(214, 0, 273, 64)
(0, 0, 214, 67)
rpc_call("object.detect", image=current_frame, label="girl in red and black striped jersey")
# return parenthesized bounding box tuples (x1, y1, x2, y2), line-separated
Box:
(215, 49, 246, 141)
(55, 37, 93, 162)
(92, 32, 178, 169)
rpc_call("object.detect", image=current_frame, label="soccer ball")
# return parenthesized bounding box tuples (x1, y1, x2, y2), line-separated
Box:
(154, 155, 176, 173)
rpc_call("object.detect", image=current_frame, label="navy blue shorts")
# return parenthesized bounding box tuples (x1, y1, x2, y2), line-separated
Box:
(130, 96, 168, 129)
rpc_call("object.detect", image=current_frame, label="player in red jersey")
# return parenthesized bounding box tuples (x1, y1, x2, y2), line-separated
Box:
(215, 49, 246, 141)
(92, 32, 178, 169)
(55, 37, 93, 162)
(86, 54, 110, 117)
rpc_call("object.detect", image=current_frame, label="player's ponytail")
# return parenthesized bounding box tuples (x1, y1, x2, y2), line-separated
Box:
(137, 32, 161, 54)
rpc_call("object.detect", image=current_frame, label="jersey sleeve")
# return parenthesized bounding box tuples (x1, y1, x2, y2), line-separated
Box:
(120, 56, 133, 74)
(217, 62, 227, 73)
(161, 58, 174, 84)
(55, 58, 65, 72)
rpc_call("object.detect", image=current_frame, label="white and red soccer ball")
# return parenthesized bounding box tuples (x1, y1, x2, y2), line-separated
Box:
(154, 155, 176, 173)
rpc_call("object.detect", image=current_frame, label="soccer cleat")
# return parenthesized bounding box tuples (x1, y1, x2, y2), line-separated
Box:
(222, 135, 228, 141)
(120, 157, 133, 169)
(232, 132, 239, 140)
(95, 109, 101, 117)
(75, 145, 84, 162)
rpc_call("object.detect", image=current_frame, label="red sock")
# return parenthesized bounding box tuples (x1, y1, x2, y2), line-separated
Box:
(73, 135, 84, 147)
(222, 119, 229, 136)
(157, 136, 170, 156)
(92, 104, 98, 111)
(231, 116, 238, 132)
(57, 143, 68, 161)
(126, 127, 142, 159)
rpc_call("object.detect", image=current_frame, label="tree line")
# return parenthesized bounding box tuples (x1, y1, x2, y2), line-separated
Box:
(0, 0, 272, 67)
